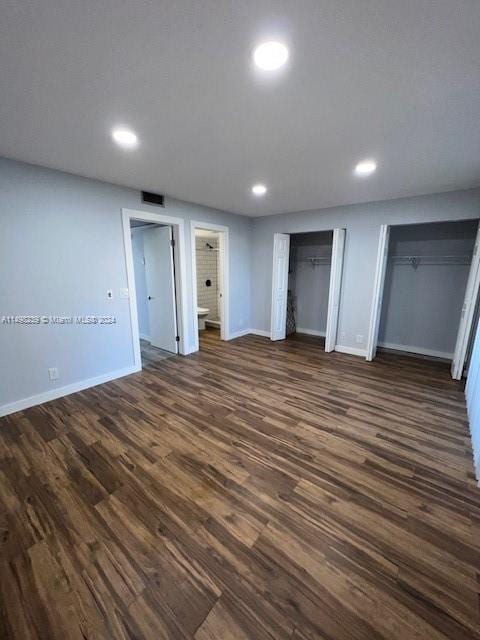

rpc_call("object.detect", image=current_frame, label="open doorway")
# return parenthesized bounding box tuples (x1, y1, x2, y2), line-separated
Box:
(367, 219, 480, 380)
(270, 229, 345, 351)
(286, 231, 333, 348)
(130, 221, 178, 365)
(122, 208, 189, 369)
(191, 221, 229, 351)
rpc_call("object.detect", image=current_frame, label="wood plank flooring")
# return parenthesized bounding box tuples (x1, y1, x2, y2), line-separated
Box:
(140, 339, 174, 365)
(1, 327, 479, 639)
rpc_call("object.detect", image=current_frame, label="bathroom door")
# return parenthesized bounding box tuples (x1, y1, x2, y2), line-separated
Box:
(144, 226, 178, 354)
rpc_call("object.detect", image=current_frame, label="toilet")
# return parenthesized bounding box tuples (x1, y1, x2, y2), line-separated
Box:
(197, 307, 209, 330)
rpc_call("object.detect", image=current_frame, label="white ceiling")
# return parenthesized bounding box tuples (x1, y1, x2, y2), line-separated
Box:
(1, 1, 479, 217)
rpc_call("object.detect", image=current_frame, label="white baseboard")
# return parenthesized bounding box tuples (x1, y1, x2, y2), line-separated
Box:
(335, 345, 367, 357)
(378, 341, 453, 360)
(0, 364, 141, 418)
(296, 328, 326, 337)
(249, 329, 271, 338)
(139, 333, 151, 342)
(227, 328, 252, 340)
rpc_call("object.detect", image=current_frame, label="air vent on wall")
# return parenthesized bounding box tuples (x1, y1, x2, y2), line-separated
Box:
(142, 191, 164, 207)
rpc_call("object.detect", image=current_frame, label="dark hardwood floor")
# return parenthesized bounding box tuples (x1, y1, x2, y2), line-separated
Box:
(1, 328, 479, 639)
(140, 339, 174, 365)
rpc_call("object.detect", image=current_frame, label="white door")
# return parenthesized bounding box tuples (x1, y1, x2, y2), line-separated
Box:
(366, 225, 390, 361)
(451, 222, 480, 380)
(144, 226, 178, 353)
(325, 228, 345, 352)
(270, 233, 290, 341)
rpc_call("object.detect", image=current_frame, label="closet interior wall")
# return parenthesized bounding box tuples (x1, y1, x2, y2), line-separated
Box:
(378, 220, 478, 359)
(288, 231, 333, 336)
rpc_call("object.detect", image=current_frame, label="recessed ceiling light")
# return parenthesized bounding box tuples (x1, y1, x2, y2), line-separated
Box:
(252, 183, 267, 196)
(354, 159, 377, 177)
(112, 127, 138, 149)
(253, 41, 289, 71)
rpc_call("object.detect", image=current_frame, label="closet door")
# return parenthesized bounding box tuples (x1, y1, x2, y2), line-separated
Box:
(270, 233, 290, 340)
(366, 225, 390, 361)
(451, 223, 480, 380)
(325, 228, 345, 352)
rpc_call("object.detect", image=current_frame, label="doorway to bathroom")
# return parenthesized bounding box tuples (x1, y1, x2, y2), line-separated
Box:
(191, 221, 229, 351)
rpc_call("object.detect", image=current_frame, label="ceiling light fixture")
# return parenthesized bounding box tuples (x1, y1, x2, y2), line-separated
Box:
(252, 183, 267, 196)
(354, 159, 377, 177)
(112, 127, 138, 149)
(253, 41, 289, 71)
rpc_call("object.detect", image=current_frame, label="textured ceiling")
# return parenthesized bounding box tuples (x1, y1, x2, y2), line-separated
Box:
(1, 1, 479, 216)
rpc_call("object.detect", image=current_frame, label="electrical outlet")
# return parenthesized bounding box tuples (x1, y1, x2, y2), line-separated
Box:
(48, 367, 59, 381)
(356, 334, 364, 344)
(340, 331, 346, 339)
(119, 288, 129, 299)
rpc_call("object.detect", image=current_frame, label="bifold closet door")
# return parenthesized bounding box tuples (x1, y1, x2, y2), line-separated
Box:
(366, 225, 390, 361)
(451, 222, 480, 380)
(325, 228, 346, 352)
(270, 233, 290, 341)
(144, 225, 179, 354)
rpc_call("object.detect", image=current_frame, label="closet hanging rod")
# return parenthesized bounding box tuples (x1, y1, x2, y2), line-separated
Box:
(388, 254, 472, 268)
(390, 254, 471, 260)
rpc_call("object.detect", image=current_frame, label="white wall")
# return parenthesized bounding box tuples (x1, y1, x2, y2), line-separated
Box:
(130, 227, 150, 339)
(466, 318, 480, 483)
(0, 157, 252, 413)
(251, 189, 480, 353)
(378, 221, 477, 357)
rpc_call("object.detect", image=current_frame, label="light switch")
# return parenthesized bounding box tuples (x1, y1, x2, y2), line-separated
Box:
(119, 288, 129, 299)
(48, 367, 59, 381)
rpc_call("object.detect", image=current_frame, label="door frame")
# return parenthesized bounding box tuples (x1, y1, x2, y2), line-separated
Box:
(122, 208, 189, 368)
(190, 220, 229, 351)
(366, 219, 480, 377)
(270, 228, 345, 351)
(452, 221, 480, 379)
(366, 224, 390, 361)
(325, 228, 346, 352)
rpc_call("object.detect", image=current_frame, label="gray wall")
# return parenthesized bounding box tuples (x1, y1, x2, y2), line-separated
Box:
(130, 227, 150, 339)
(251, 189, 480, 352)
(290, 232, 332, 335)
(0, 157, 252, 409)
(378, 221, 477, 356)
(2, 155, 479, 413)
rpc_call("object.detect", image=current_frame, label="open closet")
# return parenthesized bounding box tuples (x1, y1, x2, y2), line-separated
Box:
(367, 219, 480, 379)
(271, 229, 345, 350)
(287, 231, 333, 341)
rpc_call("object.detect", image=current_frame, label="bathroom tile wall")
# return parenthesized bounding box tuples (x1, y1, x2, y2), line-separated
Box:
(195, 235, 219, 319)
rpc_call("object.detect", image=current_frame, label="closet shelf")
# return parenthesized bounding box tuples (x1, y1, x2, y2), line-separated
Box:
(389, 254, 472, 268)
(294, 257, 331, 266)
